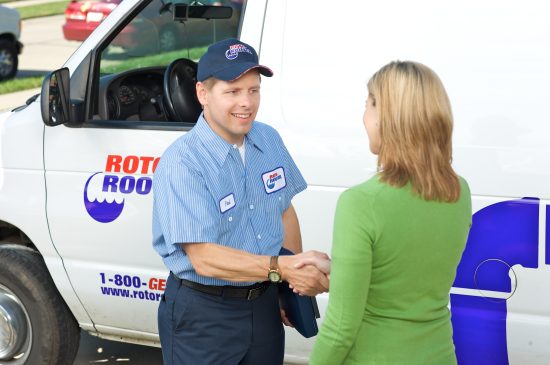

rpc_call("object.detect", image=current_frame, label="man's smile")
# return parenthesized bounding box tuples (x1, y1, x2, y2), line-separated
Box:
(232, 113, 252, 119)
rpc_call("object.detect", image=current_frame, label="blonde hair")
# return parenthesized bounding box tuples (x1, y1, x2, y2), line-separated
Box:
(367, 61, 460, 202)
(200, 77, 218, 90)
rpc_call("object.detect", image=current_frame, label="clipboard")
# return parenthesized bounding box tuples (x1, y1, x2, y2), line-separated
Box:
(278, 247, 321, 338)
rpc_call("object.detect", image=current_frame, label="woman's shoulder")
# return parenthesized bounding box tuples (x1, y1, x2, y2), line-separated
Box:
(457, 175, 471, 194)
(340, 176, 385, 203)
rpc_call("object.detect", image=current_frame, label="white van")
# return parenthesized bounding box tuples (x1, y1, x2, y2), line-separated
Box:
(1, 0, 549, 363)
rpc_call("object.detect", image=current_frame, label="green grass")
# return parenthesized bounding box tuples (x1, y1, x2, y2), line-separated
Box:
(101, 46, 208, 74)
(0, 46, 207, 95)
(18, 0, 69, 19)
(0, 76, 43, 95)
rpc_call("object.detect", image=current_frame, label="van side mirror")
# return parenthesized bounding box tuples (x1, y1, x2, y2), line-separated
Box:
(41, 68, 70, 126)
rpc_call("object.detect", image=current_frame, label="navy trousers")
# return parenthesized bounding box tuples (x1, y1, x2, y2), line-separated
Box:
(158, 274, 285, 365)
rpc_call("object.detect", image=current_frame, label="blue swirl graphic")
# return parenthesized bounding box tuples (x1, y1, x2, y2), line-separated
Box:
(452, 197, 539, 364)
(83, 172, 125, 223)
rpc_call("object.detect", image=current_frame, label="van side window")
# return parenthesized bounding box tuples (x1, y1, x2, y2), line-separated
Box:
(92, 0, 244, 125)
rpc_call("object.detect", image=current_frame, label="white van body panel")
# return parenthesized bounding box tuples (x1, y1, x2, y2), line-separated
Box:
(43, 125, 178, 334)
(256, 0, 550, 363)
(1, 0, 549, 363)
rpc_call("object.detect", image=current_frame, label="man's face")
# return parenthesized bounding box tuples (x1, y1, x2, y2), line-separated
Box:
(197, 70, 261, 145)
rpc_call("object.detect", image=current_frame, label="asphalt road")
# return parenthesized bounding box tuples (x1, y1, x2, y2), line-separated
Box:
(74, 332, 163, 365)
(74, 331, 297, 365)
(17, 15, 81, 78)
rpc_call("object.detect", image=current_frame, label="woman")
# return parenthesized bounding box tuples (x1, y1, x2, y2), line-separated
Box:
(309, 61, 472, 365)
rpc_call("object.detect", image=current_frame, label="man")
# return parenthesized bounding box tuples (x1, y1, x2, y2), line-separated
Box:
(152, 38, 330, 365)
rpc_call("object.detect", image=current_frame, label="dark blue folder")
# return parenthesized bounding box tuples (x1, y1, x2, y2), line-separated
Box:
(278, 247, 321, 338)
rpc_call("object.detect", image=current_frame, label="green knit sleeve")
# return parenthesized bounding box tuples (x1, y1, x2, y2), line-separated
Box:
(309, 188, 375, 365)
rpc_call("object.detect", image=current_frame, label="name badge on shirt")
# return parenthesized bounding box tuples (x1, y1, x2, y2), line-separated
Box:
(262, 167, 287, 194)
(219, 193, 236, 213)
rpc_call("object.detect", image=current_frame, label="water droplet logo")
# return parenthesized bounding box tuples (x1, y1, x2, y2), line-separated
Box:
(267, 176, 277, 190)
(83, 172, 125, 223)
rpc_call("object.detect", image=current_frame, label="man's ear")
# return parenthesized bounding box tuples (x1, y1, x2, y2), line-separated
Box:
(196, 82, 208, 106)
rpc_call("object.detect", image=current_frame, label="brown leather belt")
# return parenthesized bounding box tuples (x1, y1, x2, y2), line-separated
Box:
(170, 273, 270, 301)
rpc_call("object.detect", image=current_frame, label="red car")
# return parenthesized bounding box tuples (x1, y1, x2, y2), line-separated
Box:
(62, 0, 240, 52)
(62, 0, 120, 41)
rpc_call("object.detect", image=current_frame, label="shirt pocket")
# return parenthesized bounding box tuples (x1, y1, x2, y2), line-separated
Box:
(217, 192, 241, 238)
(255, 189, 286, 248)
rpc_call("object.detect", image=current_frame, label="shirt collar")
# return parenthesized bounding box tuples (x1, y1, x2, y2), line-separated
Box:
(245, 123, 265, 154)
(194, 113, 265, 167)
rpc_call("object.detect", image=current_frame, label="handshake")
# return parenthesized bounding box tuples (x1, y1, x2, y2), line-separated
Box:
(278, 250, 331, 296)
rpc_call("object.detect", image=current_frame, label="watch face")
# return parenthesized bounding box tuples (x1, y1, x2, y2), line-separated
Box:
(268, 271, 281, 282)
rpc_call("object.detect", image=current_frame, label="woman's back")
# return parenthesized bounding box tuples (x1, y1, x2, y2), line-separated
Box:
(310, 60, 472, 365)
(364, 176, 471, 323)
(310, 176, 471, 365)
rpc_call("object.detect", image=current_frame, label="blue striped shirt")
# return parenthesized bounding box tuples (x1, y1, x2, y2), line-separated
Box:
(152, 114, 307, 285)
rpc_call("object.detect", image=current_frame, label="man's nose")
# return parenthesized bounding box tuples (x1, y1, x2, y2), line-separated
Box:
(238, 92, 254, 107)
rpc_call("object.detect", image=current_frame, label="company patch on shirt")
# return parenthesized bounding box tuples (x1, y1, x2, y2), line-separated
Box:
(219, 193, 236, 213)
(262, 167, 287, 194)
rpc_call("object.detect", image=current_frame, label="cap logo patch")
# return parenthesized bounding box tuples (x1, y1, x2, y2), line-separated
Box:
(225, 44, 253, 60)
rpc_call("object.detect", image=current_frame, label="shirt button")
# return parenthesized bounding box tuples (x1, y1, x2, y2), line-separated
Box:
(278, 196, 282, 201)
(249, 204, 254, 210)
(257, 235, 262, 240)
(228, 216, 233, 222)
(232, 144, 238, 149)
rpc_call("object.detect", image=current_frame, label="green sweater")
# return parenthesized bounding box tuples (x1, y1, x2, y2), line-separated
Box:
(309, 176, 471, 365)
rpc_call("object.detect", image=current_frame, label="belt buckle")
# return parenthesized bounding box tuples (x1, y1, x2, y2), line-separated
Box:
(247, 286, 262, 301)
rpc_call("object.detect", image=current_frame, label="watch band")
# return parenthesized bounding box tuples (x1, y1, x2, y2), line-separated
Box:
(270, 255, 279, 270)
(268, 255, 281, 282)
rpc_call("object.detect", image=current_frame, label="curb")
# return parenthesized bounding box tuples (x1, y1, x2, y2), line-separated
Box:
(0, 87, 41, 113)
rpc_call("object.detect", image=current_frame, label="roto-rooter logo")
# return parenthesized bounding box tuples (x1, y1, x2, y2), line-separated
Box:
(84, 155, 159, 223)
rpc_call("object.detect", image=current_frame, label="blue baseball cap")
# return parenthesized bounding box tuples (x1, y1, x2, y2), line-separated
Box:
(197, 38, 273, 82)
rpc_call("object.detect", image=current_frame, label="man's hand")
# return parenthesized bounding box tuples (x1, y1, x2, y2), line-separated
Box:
(280, 309, 294, 327)
(293, 253, 331, 276)
(280, 251, 330, 296)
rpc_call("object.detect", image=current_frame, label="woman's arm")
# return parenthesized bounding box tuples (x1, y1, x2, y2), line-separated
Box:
(309, 189, 375, 364)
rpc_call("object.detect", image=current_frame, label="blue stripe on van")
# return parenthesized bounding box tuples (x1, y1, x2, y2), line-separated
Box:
(451, 294, 508, 364)
(451, 197, 540, 364)
(547, 205, 549, 265)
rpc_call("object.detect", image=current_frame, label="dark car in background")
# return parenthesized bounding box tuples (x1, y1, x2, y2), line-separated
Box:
(0, 4, 23, 81)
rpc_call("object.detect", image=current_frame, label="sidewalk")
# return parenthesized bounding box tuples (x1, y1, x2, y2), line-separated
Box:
(0, 87, 41, 112)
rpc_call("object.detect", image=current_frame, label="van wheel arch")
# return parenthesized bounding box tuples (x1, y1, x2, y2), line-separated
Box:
(0, 244, 80, 364)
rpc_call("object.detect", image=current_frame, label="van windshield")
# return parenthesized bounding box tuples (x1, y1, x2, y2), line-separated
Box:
(99, 0, 244, 75)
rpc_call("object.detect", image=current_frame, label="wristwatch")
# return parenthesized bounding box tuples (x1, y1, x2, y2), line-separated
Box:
(268, 256, 282, 283)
